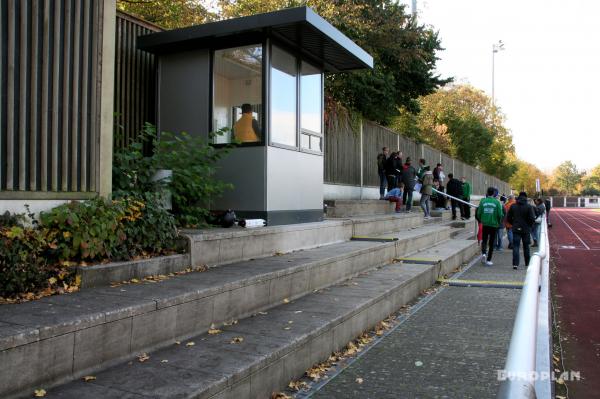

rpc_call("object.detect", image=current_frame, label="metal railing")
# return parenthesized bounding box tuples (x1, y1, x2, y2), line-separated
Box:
(497, 216, 552, 399)
(431, 188, 477, 208)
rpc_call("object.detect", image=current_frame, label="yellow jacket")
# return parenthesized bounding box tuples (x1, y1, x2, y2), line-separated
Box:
(233, 114, 259, 143)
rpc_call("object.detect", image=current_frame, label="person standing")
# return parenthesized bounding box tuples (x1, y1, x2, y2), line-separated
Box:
(531, 198, 546, 247)
(433, 163, 446, 208)
(476, 187, 504, 266)
(377, 147, 389, 199)
(504, 194, 516, 249)
(507, 192, 536, 270)
(446, 173, 464, 220)
(420, 167, 433, 218)
(417, 158, 428, 181)
(495, 196, 507, 251)
(544, 197, 552, 227)
(461, 176, 472, 219)
(401, 157, 417, 212)
(384, 151, 401, 192)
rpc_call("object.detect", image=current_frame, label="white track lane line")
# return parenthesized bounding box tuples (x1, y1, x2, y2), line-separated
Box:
(573, 212, 600, 227)
(555, 210, 591, 250)
(564, 216, 600, 234)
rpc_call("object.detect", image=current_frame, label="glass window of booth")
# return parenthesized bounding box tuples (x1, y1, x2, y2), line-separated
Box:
(213, 45, 263, 144)
(300, 61, 323, 152)
(270, 45, 298, 147)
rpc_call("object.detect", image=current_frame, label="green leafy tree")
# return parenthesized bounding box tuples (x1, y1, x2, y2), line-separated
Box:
(553, 161, 583, 195)
(580, 164, 600, 195)
(218, 0, 451, 124)
(509, 160, 549, 195)
(392, 84, 517, 180)
(117, 0, 216, 29)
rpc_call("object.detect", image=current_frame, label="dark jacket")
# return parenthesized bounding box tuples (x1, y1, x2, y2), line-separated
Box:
(401, 164, 417, 189)
(433, 166, 441, 181)
(385, 155, 402, 176)
(446, 178, 463, 198)
(377, 153, 388, 172)
(507, 196, 536, 234)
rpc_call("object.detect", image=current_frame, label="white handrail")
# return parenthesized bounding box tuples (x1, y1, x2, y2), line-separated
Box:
(497, 216, 551, 399)
(431, 188, 477, 208)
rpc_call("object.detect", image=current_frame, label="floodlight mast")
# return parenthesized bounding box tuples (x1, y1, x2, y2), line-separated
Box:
(492, 40, 505, 106)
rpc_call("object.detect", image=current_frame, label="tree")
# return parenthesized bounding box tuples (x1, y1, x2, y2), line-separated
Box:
(392, 84, 517, 181)
(553, 161, 583, 195)
(218, 0, 451, 124)
(580, 164, 600, 195)
(509, 160, 549, 195)
(117, 0, 216, 29)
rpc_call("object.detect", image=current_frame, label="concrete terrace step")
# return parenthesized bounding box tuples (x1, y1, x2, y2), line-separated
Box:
(0, 222, 461, 399)
(325, 199, 395, 217)
(45, 236, 479, 399)
(183, 212, 431, 268)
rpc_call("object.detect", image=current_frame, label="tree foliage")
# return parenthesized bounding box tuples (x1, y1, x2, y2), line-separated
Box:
(392, 84, 517, 181)
(581, 164, 600, 195)
(509, 159, 548, 195)
(552, 161, 583, 195)
(117, 0, 216, 29)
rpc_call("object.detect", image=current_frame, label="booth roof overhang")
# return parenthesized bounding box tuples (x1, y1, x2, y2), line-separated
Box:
(137, 6, 373, 73)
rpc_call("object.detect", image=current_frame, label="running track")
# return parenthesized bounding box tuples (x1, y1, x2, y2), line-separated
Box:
(550, 208, 600, 398)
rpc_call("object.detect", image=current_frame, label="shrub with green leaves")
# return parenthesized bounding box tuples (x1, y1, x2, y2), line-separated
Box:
(0, 226, 49, 298)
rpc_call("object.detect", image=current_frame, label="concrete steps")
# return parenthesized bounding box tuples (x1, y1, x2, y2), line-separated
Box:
(0, 221, 462, 399)
(325, 199, 395, 217)
(41, 236, 478, 399)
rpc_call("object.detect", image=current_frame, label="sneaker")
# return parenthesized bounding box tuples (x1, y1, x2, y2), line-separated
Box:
(424, 216, 431, 219)
(485, 261, 494, 266)
(513, 265, 518, 270)
(480, 254, 487, 264)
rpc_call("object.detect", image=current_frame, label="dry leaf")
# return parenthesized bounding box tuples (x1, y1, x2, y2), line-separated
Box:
(208, 328, 222, 335)
(271, 392, 292, 399)
(130, 278, 140, 283)
(138, 353, 150, 362)
(161, 359, 169, 363)
(34, 389, 47, 397)
(355, 377, 364, 384)
(230, 337, 244, 344)
(174, 341, 181, 345)
(83, 375, 96, 382)
(283, 298, 290, 303)
(186, 342, 195, 347)
(223, 319, 238, 326)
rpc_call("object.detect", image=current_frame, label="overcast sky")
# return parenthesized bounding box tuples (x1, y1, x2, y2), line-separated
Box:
(406, 0, 600, 173)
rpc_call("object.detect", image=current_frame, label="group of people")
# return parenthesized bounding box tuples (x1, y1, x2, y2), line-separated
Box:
(377, 146, 551, 270)
(476, 189, 551, 269)
(377, 147, 472, 220)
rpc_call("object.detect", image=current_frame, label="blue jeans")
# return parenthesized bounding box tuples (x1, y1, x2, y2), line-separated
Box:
(531, 223, 540, 243)
(506, 228, 513, 247)
(379, 170, 386, 196)
(420, 194, 430, 216)
(495, 226, 504, 249)
(403, 188, 414, 211)
(512, 230, 531, 267)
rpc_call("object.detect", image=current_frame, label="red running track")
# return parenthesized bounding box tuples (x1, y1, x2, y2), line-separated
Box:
(550, 208, 600, 398)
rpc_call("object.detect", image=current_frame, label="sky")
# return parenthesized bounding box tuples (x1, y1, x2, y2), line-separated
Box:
(403, 0, 600, 174)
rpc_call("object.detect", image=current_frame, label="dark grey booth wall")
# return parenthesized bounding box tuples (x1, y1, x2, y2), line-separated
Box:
(157, 50, 210, 139)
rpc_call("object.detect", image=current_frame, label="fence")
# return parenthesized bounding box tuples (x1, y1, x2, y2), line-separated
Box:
(0, 0, 115, 199)
(324, 114, 511, 196)
(114, 11, 161, 149)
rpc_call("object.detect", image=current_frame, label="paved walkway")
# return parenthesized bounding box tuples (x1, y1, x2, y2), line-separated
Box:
(307, 248, 526, 399)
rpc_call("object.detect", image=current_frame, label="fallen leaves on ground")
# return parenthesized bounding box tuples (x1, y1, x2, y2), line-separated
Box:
(110, 266, 208, 287)
(271, 392, 291, 399)
(355, 377, 364, 384)
(230, 337, 244, 344)
(208, 324, 222, 335)
(161, 359, 169, 363)
(283, 298, 290, 304)
(288, 380, 309, 391)
(83, 375, 96, 382)
(186, 341, 195, 347)
(223, 319, 238, 326)
(137, 353, 150, 362)
(34, 389, 47, 397)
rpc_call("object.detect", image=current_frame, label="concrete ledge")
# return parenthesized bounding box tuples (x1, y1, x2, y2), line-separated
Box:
(183, 220, 354, 267)
(325, 199, 394, 217)
(77, 253, 191, 288)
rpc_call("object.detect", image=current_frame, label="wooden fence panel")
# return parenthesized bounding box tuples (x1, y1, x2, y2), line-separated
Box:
(362, 121, 399, 187)
(114, 11, 161, 148)
(1, 0, 106, 196)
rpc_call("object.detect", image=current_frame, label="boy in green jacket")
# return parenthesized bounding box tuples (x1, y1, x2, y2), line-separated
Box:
(461, 177, 472, 219)
(476, 187, 504, 266)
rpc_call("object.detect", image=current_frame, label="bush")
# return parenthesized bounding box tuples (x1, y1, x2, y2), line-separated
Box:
(112, 123, 233, 227)
(0, 226, 49, 298)
(39, 196, 179, 263)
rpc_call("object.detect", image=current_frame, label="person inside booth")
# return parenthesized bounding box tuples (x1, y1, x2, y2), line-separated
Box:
(233, 103, 260, 143)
